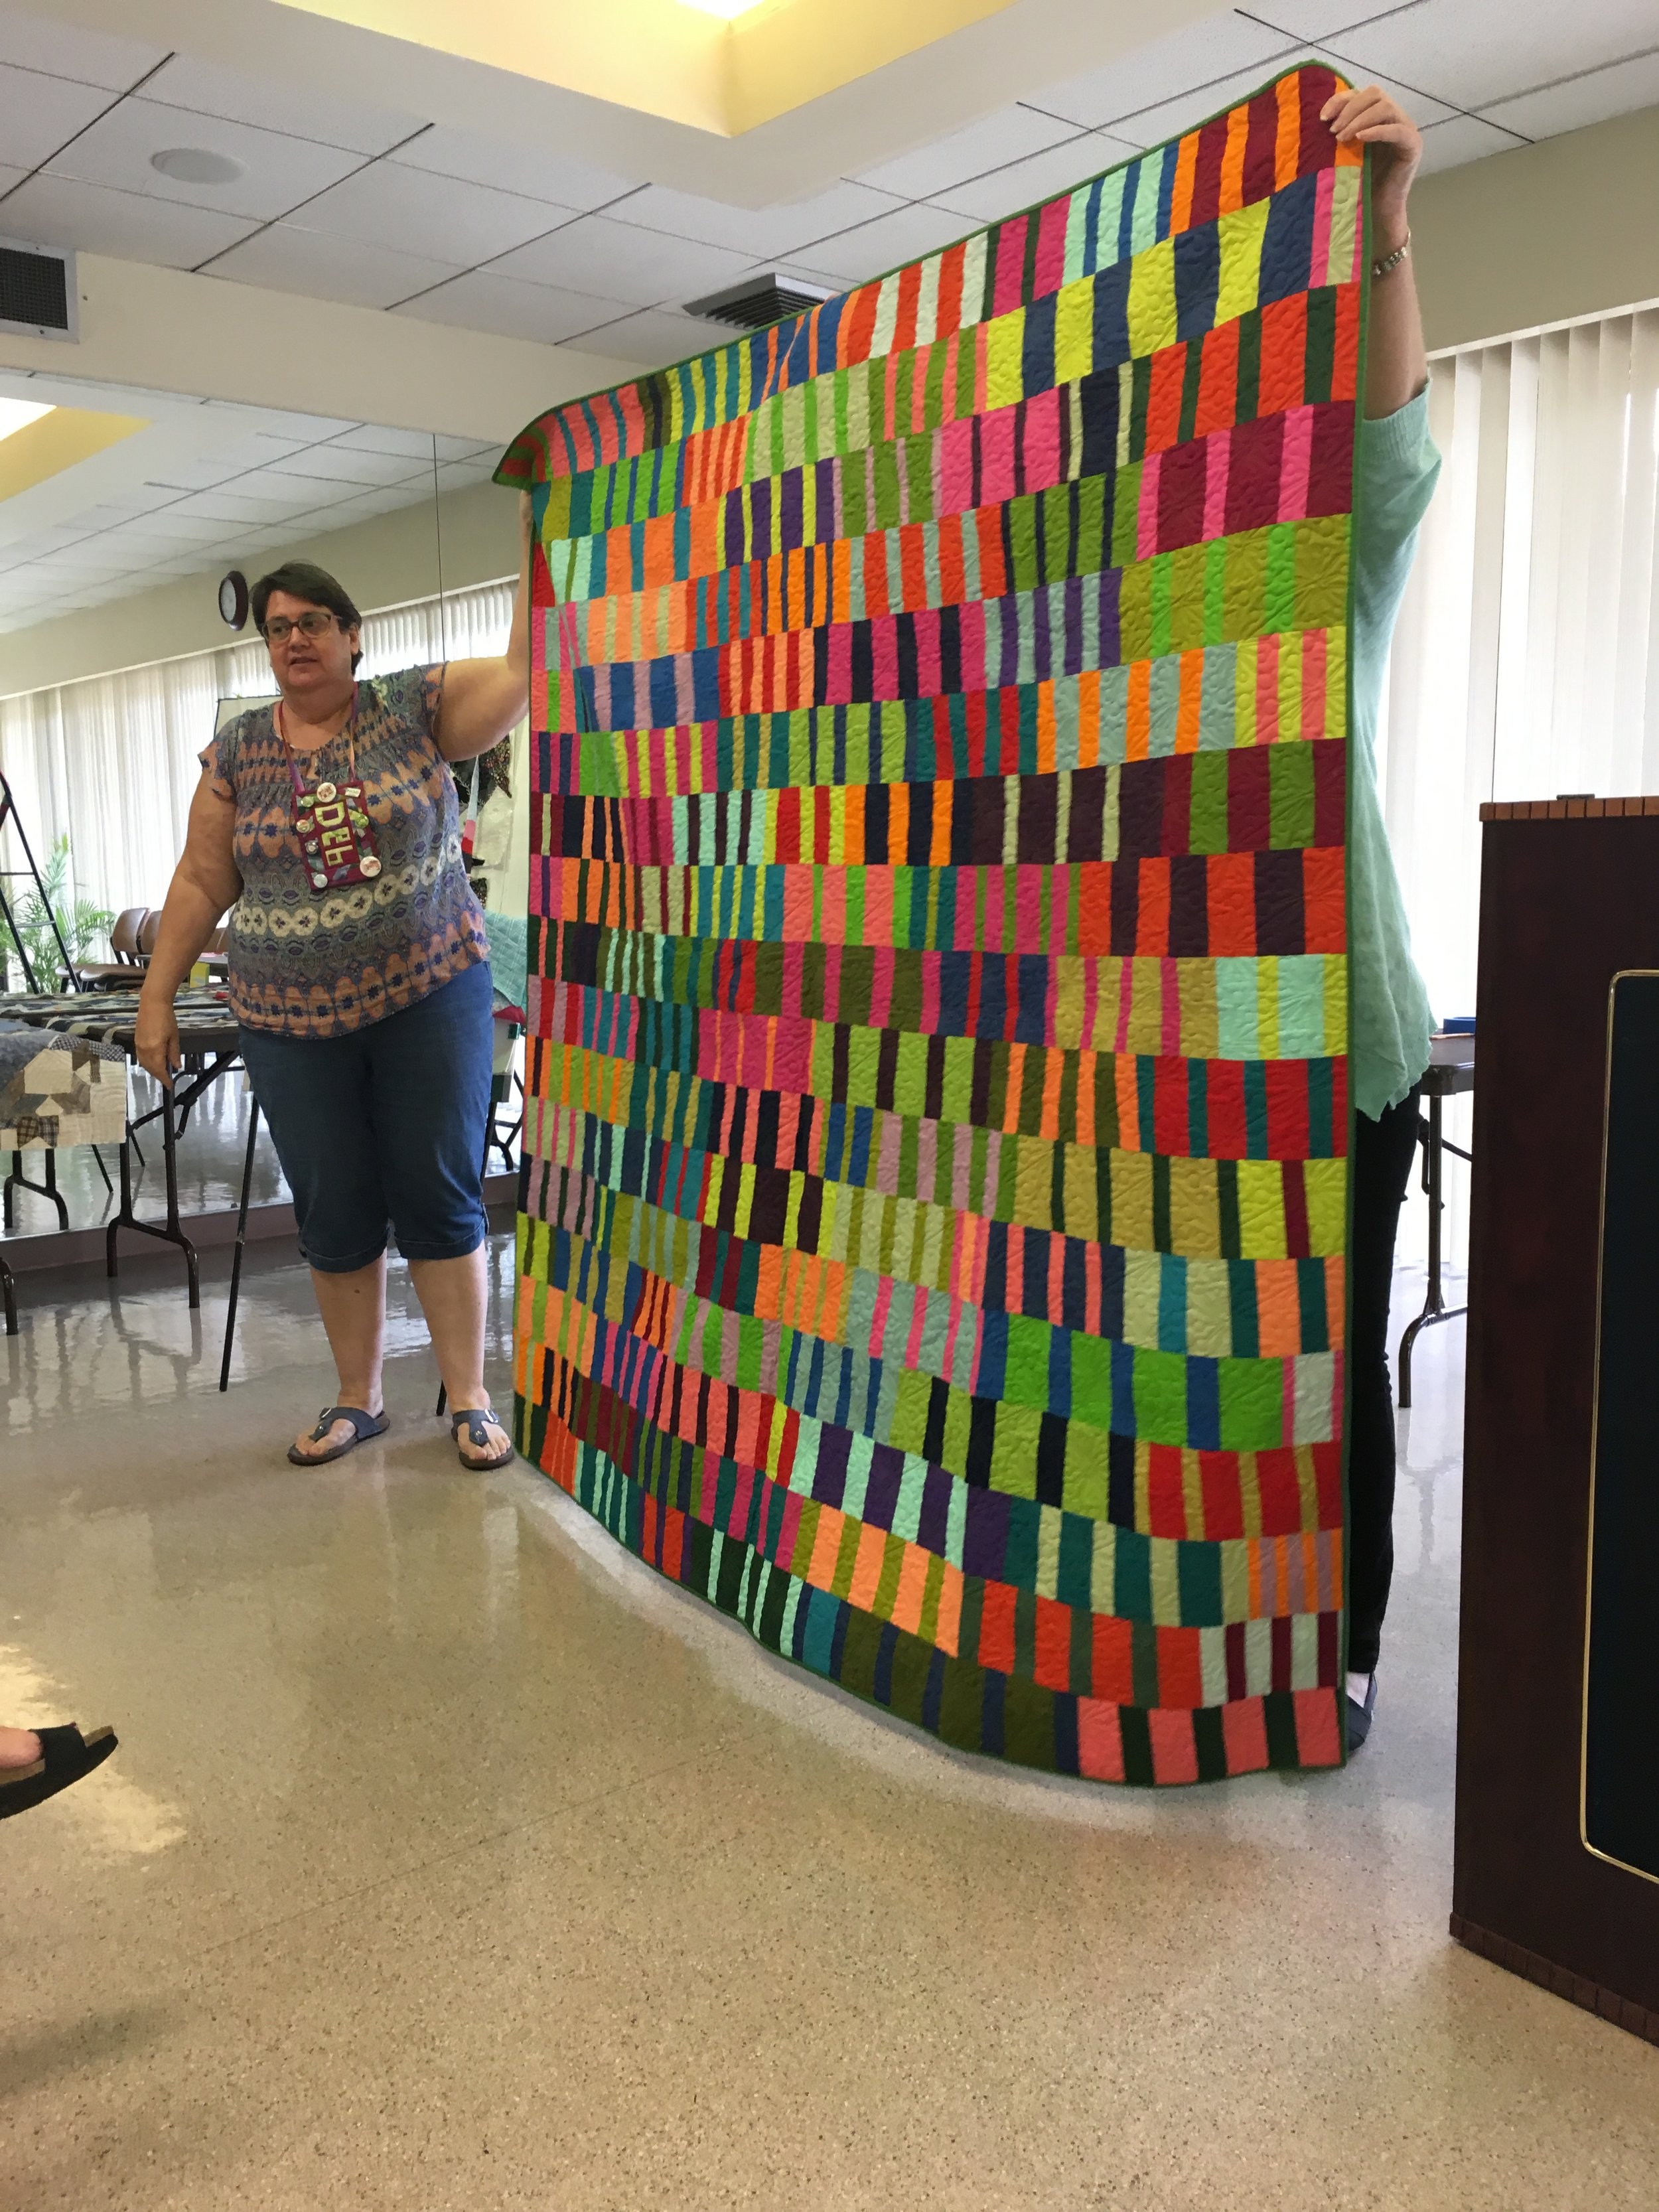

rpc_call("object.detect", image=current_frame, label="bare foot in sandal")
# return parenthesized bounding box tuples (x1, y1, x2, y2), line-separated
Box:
(289, 1403, 388, 1465)
(451, 1404, 514, 1470)
(0, 1725, 42, 1771)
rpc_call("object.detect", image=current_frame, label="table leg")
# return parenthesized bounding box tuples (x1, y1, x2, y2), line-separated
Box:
(1398, 1094, 1470, 1408)
(219, 1095, 259, 1392)
(106, 1134, 133, 1278)
(1, 1248, 16, 1335)
(106, 1076, 204, 1307)
(162, 1088, 200, 1310)
(5, 1147, 71, 1232)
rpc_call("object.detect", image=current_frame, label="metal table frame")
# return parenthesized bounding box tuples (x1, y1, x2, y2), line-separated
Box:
(108, 1051, 242, 1308)
(1398, 1058, 1475, 1409)
(0, 990, 242, 1338)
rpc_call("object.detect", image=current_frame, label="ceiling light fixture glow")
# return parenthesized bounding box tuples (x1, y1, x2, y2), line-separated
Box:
(151, 147, 246, 185)
(676, 0, 768, 17)
(0, 398, 53, 445)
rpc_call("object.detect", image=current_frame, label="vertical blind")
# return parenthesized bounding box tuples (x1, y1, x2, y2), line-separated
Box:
(1382, 303, 1659, 1266)
(0, 577, 515, 921)
(1383, 305, 1659, 1020)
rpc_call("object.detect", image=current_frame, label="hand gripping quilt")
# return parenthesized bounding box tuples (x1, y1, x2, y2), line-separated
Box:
(499, 63, 1367, 1783)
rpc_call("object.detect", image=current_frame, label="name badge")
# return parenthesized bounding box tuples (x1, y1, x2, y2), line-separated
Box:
(294, 780, 382, 891)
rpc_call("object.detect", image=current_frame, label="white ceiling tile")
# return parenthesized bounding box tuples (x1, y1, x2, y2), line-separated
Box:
(27, 548, 129, 577)
(794, 202, 975, 285)
(206, 404, 359, 441)
(68, 486, 182, 524)
(149, 489, 290, 525)
(44, 96, 366, 223)
(488, 214, 753, 308)
(144, 455, 252, 491)
(0, 160, 25, 196)
(295, 161, 571, 263)
(565, 307, 723, 370)
(1479, 48, 1659, 139)
(325, 424, 494, 462)
(736, 259, 848, 293)
(0, 522, 84, 557)
(1101, 55, 1448, 151)
(1301, 47, 1458, 126)
(263, 445, 431, 488)
(204, 474, 330, 511)
(0, 9, 166, 91)
(390, 269, 639, 343)
(206, 223, 464, 309)
(927, 131, 1133, 225)
(432, 458, 500, 496)
(190, 431, 314, 470)
(1321, 0, 1659, 112)
(0, 60, 114, 171)
(130, 510, 240, 544)
(393, 127, 639, 212)
(1228, 2, 1392, 38)
(92, 522, 196, 553)
(1029, 14, 1298, 129)
(855, 104, 1078, 200)
(1414, 110, 1532, 173)
(140, 54, 419, 157)
(0, 173, 257, 268)
(609, 179, 904, 261)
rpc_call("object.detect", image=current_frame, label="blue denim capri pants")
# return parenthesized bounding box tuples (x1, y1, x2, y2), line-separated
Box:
(239, 961, 494, 1274)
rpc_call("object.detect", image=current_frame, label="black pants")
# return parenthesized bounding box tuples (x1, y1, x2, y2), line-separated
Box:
(1347, 1083, 1424, 1676)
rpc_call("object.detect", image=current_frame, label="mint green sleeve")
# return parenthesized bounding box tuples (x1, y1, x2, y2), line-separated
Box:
(1346, 392, 1443, 1121)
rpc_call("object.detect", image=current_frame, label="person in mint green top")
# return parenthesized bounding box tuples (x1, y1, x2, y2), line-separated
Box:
(1351, 397, 1441, 1118)
(1325, 82, 1443, 1751)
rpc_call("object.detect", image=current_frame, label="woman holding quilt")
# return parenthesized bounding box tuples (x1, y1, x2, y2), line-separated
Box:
(135, 503, 535, 1473)
(1321, 84, 1443, 1749)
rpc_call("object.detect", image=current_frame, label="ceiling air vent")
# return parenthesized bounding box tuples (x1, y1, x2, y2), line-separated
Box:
(684, 273, 834, 330)
(0, 237, 76, 341)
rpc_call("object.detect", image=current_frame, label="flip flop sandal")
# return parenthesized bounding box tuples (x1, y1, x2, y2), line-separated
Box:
(0, 1724, 118, 1820)
(287, 1405, 390, 1466)
(451, 1408, 514, 1471)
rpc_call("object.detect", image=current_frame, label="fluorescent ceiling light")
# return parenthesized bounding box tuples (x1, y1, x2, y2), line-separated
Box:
(677, 0, 768, 16)
(0, 399, 52, 445)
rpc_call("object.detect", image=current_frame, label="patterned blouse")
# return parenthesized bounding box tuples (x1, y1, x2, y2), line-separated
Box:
(202, 665, 487, 1040)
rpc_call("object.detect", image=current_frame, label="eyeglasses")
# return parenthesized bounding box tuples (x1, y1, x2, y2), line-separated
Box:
(262, 611, 338, 644)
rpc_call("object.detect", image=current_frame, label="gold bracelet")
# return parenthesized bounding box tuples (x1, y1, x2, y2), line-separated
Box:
(1372, 230, 1411, 280)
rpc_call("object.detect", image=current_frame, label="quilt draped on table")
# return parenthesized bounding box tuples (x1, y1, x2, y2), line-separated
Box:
(499, 63, 1366, 1782)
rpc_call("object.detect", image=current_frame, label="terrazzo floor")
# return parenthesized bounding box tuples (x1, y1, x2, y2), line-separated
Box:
(3, 1242, 1654, 2209)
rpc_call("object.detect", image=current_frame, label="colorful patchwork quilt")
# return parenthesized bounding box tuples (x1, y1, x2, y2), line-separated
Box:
(500, 63, 1366, 1781)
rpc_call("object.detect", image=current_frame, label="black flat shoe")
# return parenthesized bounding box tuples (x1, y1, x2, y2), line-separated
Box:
(1346, 1673, 1378, 1752)
(0, 1724, 118, 1820)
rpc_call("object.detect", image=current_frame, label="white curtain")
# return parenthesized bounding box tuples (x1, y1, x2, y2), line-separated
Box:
(0, 578, 514, 926)
(1381, 304, 1659, 1267)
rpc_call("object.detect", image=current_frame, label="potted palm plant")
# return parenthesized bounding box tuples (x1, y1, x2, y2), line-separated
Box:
(9, 836, 115, 992)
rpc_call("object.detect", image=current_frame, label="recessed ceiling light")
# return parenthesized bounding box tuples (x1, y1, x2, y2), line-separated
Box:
(151, 147, 245, 186)
(0, 397, 52, 443)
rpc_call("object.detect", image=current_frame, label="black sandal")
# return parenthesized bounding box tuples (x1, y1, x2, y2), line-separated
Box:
(0, 1724, 118, 1820)
(451, 1408, 514, 1471)
(287, 1405, 390, 1465)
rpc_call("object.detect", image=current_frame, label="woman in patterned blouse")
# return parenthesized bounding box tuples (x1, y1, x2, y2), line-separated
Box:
(135, 496, 535, 1472)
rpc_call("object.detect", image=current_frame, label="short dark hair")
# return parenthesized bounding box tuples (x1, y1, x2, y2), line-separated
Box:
(251, 562, 363, 668)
